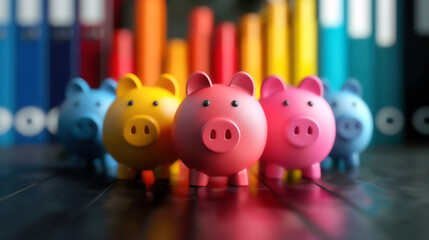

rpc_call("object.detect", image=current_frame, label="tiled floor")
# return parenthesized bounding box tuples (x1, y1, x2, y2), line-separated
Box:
(0, 145, 427, 240)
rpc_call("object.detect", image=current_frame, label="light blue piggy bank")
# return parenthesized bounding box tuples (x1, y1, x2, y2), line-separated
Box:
(58, 78, 118, 174)
(323, 79, 373, 169)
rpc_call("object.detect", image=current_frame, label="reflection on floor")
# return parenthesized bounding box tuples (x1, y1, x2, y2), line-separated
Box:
(0, 145, 427, 240)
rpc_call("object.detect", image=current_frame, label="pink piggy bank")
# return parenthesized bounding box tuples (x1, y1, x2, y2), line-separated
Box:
(259, 75, 336, 179)
(172, 71, 267, 186)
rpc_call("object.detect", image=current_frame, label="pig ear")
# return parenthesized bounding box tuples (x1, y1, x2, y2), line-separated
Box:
(66, 78, 90, 98)
(342, 78, 362, 96)
(187, 71, 212, 96)
(100, 78, 117, 95)
(117, 73, 143, 97)
(322, 79, 331, 94)
(298, 76, 324, 96)
(229, 71, 255, 96)
(156, 73, 178, 97)
(261, 75, 286, 99)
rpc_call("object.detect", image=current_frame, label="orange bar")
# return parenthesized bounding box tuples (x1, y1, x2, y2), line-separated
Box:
(165, 39, 188, 99)
(240, 14, 262, 99)
(188, 6, 214, 74)
(135, 0, 166, 86)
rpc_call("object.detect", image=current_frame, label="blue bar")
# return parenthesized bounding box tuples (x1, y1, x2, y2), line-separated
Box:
(373, 0, 405, 145)
(15, 0, 49, 144)
(318, 0, 348, 91)
(0, 0, 16, 147)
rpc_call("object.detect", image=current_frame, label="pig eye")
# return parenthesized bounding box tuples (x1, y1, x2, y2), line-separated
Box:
(283, 100, 289, 106)
(74, 101, 79, 107)
(153, 101, 159, 106)
(231, 100, 239, 107)
(202, 100, 210, 107)
(332, 101, 337, 107)
(308, 101, 314, 107)
(128, 100, 134, 106)
(95, 102, 101, 107)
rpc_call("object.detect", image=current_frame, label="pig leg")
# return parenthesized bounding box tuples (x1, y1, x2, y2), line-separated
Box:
(320, 156, 332, 170)
(302, 163, 321, 179)
(265, 163, 285, 179)
(71, 155, 84, 168)
(228, 169, 249, 186)
(344, 153, 360, 169)
(153, 163, 170, 180)
(141, 171, 155, 186)
(332, 157, 340, 169)
(189, 169, 209, 187)
(117, 163, 137, 180)
(287, 170, 302, 182)
(103, 154, 119, 177)
(103, 154, 118, 169)
(87, 157, 99, 172)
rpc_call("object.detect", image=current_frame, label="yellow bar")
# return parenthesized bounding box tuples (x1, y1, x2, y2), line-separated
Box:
(240, 14, 263, 99)
(263, 0, 289, 84)
(165, 39, 188, 99)
(165, 39, 187, 176)
(291, 0, 318, 85)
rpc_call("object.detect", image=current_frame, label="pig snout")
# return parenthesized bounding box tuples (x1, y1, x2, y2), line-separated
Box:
(73, 117, 98, 140)
(286, 116, 320, 148)
(123, 115, 160, 147)
(337, 117, 362, 140)
(201, 118, 241, 153)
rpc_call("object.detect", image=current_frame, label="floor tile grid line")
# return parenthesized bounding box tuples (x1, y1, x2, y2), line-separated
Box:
(0, 174, 59, 202)
(249, 170, 332, 240)
(77, 179, 199, 240)
(311, 179, 395, 240)
(82, 180, 118, 211)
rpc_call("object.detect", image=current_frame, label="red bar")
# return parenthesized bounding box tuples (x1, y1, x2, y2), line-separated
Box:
(109, 29, 135, 80)
(79, 0, 113, 88)
(211, 22, 238, 84)
(188, 6, 214, 74)
(79, 26, 102, 88)
(113, 0, 123, 29)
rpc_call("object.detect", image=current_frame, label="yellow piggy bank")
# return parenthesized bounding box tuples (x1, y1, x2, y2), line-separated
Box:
(103, 73, 181, 180)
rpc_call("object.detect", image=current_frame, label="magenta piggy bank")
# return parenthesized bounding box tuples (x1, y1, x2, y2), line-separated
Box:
(259, 76, 336, 179)
(172, 71, 267, 186)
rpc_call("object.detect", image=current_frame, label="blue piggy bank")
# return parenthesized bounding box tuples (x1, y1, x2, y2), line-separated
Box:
(58, 78, 118, 173)
(323, 79, 373, 169)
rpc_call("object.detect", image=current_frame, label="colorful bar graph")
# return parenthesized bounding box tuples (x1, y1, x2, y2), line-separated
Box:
(374, 0, 405, 145)
(239, 13, 263, 99)
(212, 22, 238, 85)
(0, 0, 15, 147)
(78, 0, 113, 88)
(188, 6, 214, 74)
(318, 0, 347, 91)
(263, 0, 289, 83)
(15, 0, 49, 144)
(405, 0, 429, 143)
(165, 39, 188, 99)
(48, 0, 78, 136)
(135, 0, 166, 86)
(347, 0, 376, 115)
(291, 0, 318, 85)
(109, 29, 134, 81)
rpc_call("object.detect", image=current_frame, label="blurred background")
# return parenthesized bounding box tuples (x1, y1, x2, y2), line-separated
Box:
(0, 0, 428, 148)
